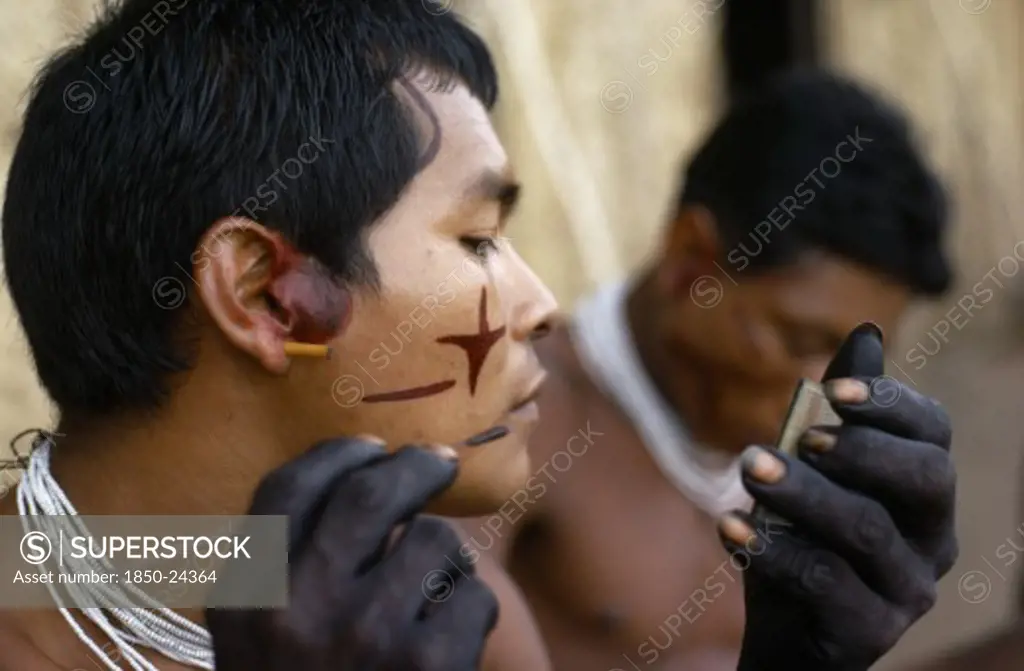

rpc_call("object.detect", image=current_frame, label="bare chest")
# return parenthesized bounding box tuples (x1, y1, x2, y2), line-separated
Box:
(510, 424, 746, 670)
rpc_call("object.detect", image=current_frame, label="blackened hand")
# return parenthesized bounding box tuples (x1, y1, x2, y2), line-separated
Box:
(206, 438, 498, 670)
(728, 323, 958, 671)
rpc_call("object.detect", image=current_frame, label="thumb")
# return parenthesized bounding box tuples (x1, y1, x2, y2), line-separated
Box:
(821, 322, 885, 382)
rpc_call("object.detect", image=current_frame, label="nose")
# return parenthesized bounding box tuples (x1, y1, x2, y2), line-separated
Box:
(505, 252, 559, 343)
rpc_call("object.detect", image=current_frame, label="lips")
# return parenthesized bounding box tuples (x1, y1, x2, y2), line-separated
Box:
(509, 392, 539, 413)
(459, 373, 548, 448)
(509, 373, 547, 413)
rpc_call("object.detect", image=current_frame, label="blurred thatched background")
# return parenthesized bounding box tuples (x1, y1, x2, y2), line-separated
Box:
(0, 0, 1021, 666)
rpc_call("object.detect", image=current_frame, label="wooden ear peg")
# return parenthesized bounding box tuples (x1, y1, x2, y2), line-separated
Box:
(283, 342, 332, 359)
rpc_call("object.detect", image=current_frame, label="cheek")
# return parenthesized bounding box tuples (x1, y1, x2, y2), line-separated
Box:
(715, 383, 796, 443)
(668, 294, 770, 373)
(347, 402, 466, 446)
(321, 273, 508, 428)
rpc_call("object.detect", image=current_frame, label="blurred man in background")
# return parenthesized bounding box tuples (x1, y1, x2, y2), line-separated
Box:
(463, 70, 954, 671)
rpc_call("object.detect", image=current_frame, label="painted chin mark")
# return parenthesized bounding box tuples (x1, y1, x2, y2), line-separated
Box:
(362, 380, 456, 404)
(436, 287, 506, 395)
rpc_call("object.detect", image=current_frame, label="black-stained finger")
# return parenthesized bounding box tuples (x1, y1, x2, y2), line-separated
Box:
(719, 511, 858, 602)
(412, 577, 499, 670)
(822, 322, 884, 382)
(286, 448, 458, 622)
(248, 437, 389, 551)
(303, 445, 458, 576)
(719, 511, 907, 664)
(207, 608, 264, 670)
(825, 376, 952, 450)
(741, 449, 933, 604)
(931, 531, 960, 579)
(798, 425, 956, 527)
(363, 515, 471, 626)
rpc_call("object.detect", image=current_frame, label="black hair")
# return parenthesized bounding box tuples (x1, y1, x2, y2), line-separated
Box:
(2, 0, 498, 416)
(679, 68, 952, 295)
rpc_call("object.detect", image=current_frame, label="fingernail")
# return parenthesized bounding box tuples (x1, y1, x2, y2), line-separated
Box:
(742, 446, 786, 484)
(354, 433, 387, 447)
(800, 429, 837, 452)
(719, 514, 755, 546)
(826, 378, 869, 404)
(855, 321, 884, 341)
(429, 445, 458, 461)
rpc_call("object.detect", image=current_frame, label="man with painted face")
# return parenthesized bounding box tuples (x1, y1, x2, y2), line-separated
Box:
(0, 1, 955, 669)
(464, 71, 957, 671)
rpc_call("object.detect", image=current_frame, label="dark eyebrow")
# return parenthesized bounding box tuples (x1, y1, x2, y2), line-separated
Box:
(466, 170, 521, 222)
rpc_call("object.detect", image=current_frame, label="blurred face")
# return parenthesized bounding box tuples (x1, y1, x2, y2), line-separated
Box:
(652, 208, 909, 450)
(303, 80, 557, 515)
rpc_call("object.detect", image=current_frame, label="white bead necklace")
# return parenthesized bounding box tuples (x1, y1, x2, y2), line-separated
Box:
(15, 436, 214, 670)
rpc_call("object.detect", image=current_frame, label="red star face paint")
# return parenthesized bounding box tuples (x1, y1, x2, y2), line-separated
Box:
(436, 288, 507, 396)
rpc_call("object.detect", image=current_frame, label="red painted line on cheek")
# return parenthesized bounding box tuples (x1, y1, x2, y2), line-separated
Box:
(362, 380, 457, 403)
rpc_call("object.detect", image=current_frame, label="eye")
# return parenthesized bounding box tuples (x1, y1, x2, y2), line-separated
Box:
(460, 236, 500, 259)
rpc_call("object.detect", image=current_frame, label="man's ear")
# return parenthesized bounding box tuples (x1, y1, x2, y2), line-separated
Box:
(194, 218, 351, 375)
(654, 204, 724, 300)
